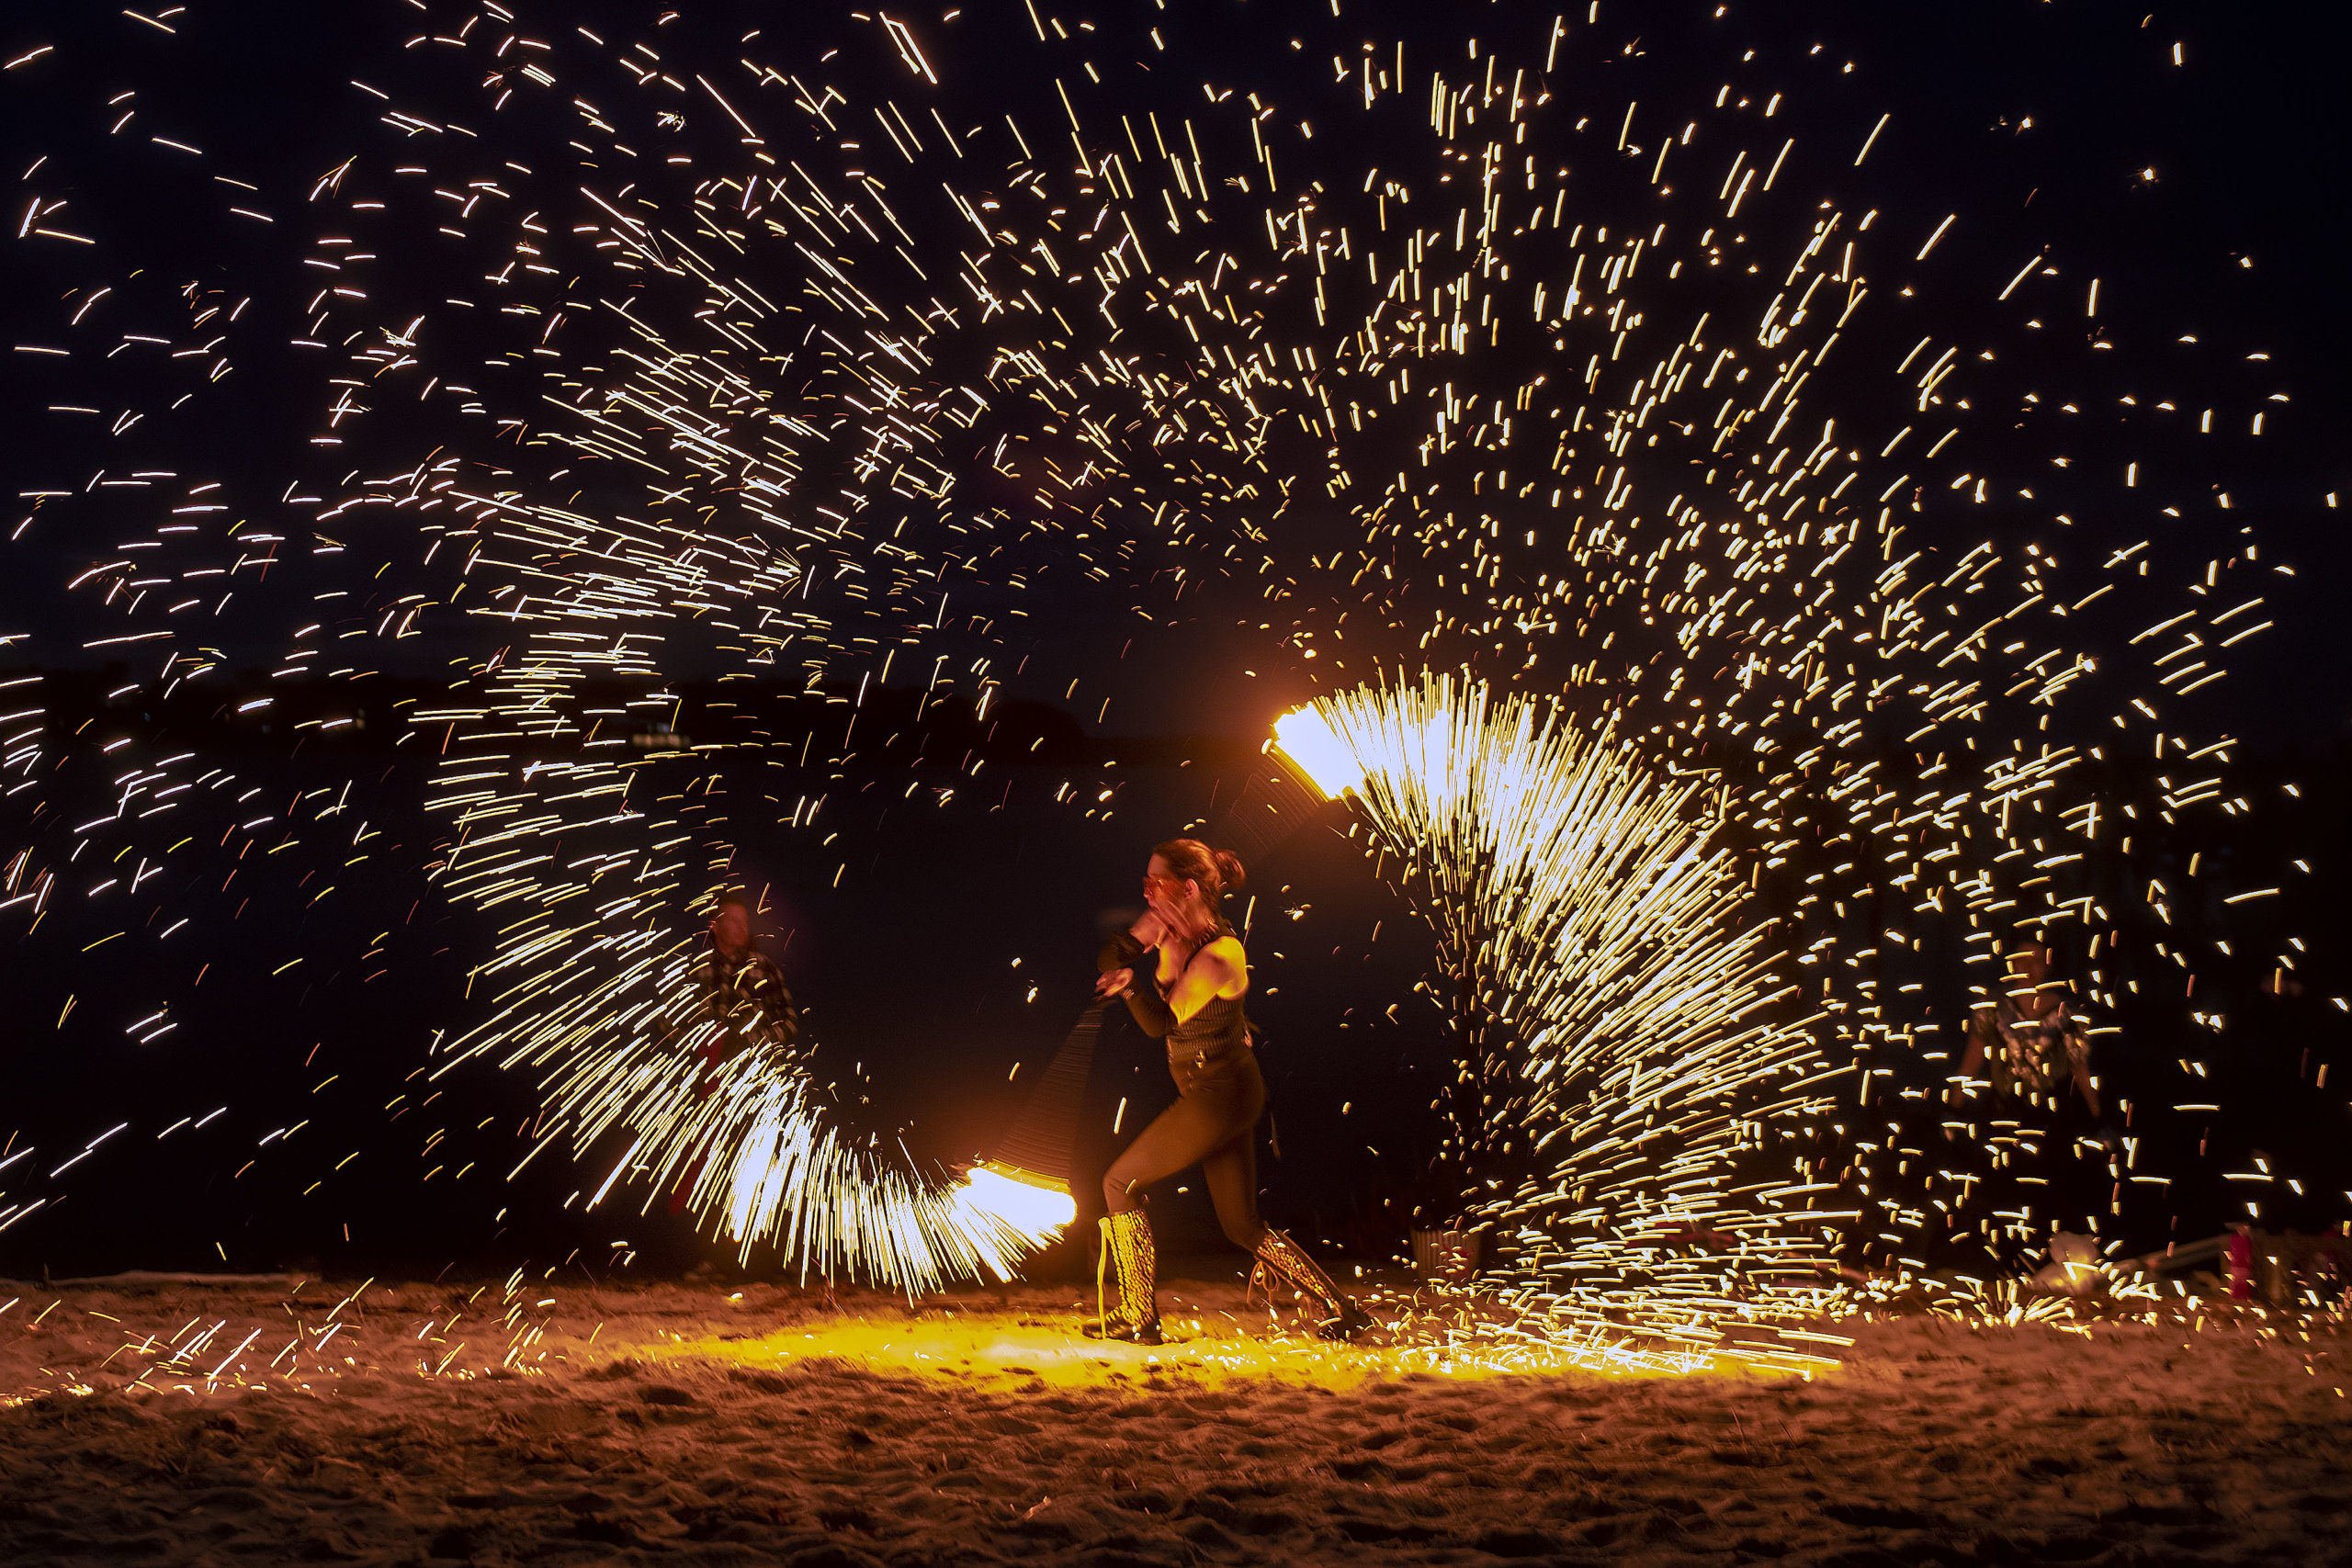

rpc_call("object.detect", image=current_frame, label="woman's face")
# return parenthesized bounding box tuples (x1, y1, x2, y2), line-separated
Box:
(1143, 854, 1190, 905)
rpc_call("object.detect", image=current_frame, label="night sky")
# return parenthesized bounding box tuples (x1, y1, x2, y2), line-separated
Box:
(3, 0, 2347, 1284)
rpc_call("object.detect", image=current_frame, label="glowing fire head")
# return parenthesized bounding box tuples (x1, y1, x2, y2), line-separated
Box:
(1272, 705, 1365, 799)
(953, 1160, 1078, 1260)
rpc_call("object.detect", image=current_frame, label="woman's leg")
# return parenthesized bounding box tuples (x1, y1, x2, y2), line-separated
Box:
(1199, 1125, 1264, 1255)
(1102, 1092, 1250, 1214)
(1196, 1051, 1270, 1249)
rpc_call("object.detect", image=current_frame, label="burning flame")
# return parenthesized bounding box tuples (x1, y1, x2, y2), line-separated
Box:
(1272, 705, 1366, 799)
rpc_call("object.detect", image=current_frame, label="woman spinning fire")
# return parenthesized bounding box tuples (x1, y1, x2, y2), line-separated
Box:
(1090, 838, 1369, 1343)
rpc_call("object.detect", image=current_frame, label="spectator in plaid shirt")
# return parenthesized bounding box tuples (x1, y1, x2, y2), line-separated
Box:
(1962, 940, 2098, 1118)
(683, 891, 798, 1075)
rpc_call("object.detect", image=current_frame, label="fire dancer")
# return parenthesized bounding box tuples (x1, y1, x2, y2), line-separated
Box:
(1090, 839, 1369, 1343)
(1962, 940, 2098, 1119)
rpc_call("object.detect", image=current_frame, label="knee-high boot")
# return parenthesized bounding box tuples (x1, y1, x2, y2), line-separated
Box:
(1247, 1227, 1372, 1341)
(1086, 1210, 1162, 1344)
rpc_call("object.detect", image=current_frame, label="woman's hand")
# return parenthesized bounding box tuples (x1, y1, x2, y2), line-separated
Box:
(1095, 966, 1136, 999)
(1144, 891, 1202, 951)
(1127, 908, 1171, 950)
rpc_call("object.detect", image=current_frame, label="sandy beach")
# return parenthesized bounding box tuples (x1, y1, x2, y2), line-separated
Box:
(0, 1272, 2345, 1566)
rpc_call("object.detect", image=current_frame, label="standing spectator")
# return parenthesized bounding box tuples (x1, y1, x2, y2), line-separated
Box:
(663, 891, 798, 1224)
(684, 891, 799, 1080)
(1962, 940, 2099, 1119)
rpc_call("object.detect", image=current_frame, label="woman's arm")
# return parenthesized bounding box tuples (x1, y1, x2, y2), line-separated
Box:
(1096, 907, 1177, 975)
(1161, 939, 1243, 1028)
(1099, 940, 1244, 1037)
(1095, 927, 1165, 1031)
(1115, 973, 1177, 1037)
(1097, 929, 1151, 976)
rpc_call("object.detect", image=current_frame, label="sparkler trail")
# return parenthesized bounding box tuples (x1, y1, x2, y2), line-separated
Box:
(1280, 676, 1841, 1359)
(1, 2, 2334, 1289)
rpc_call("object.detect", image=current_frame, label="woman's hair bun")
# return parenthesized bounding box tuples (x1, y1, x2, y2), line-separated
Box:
(1211, 847, 1247, 894)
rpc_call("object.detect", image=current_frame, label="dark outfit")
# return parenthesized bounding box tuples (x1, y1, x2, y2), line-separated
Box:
(1088, 924, 1367, 1343)
(1958, 987, 2109, 1269)
(1098, 931, 1268, 1253)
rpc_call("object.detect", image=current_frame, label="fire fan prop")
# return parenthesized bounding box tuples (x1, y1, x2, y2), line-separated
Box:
(1278, 676, 1849, 1358)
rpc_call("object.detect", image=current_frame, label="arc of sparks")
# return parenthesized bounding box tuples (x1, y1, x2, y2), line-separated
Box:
(1278, 677, 1847, 1360)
